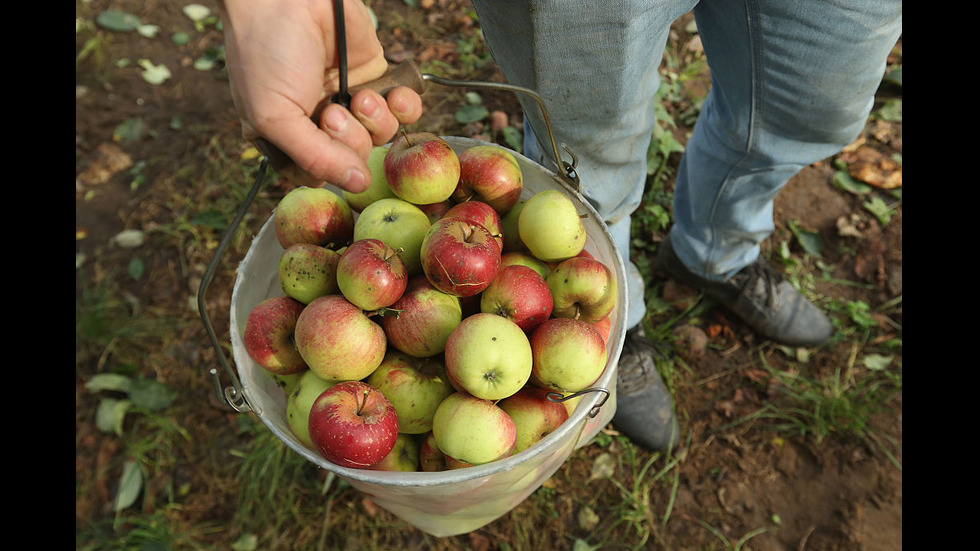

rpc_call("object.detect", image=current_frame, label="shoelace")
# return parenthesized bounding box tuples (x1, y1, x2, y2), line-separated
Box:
(729, 260, 784, 310)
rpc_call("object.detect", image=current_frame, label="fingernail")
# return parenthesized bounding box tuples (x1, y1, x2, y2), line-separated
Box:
(324, 107, 348, 133)
(360, 95, 380, 118)
(344, 168, 367, 192)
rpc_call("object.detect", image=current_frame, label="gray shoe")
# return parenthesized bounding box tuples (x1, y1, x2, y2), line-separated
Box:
(613, 326, 680, 453)
(657, 233, 832, 347)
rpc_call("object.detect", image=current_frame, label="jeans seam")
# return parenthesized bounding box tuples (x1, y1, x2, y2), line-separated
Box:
(704, 0, 763, 281)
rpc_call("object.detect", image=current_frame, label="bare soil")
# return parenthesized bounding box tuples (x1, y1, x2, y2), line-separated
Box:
(76, 1, 902, 549)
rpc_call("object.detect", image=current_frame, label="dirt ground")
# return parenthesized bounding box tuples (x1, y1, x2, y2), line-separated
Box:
(76, 1, 902, 549)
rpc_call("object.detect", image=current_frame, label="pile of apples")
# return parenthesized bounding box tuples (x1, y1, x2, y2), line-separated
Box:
(242, 132, 618, 472)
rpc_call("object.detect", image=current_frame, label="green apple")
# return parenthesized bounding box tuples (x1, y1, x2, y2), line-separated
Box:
(354, 197, 431, 277)
(366, 351, 454, 434)
(342, 145, 397, 212)
(518, 189, 586, 262)
(367, 433, 422, 472)
(278, 243, 342, 304)
(431, 392, 516, 465)
(286, 369, 337, 448)
(499, 251, 551, 279)
(444, 312, 532, 400)
(499, 198, 529, 253)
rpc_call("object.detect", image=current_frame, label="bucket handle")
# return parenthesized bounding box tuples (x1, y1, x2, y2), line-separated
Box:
(547, 388, 611, 419)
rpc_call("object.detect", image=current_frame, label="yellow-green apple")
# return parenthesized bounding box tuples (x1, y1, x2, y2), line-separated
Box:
(500, 251, 551, 279)
(499, 198, 529, 253)
(442, 200, 504, 252)
(498, 386, 570, 453)
(294, 295, 387, 382)
(546, 256, 617, 323)
(278, 243, 341, 304)
(286, 369, 336, 448)
(342, 145, 396, 212)
(381, 276, 462, 358)
(366, 351, 454, 434)
(367, 433, 422, 472)
(518, 189, 585, 262)
(420, 218, 501, 297)
(336, 238, 408, 311)
(307, 380, 399, 469)
(452, 144, 524, 215)
(274, 186, 355, 249)
(267, 370, 304, 396)
(480, 264, 553, 333)
(383, 132, 460, 205)
(431, 392, 517, 465)
(243, 295, 308, 376)
(444, 312, 533, 400)
(353, 197, 431, 277)
(419, 431, 447, 472)
(529, 317, 607, 393)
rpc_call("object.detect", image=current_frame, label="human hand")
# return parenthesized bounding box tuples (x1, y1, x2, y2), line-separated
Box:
(219, 0, 423, 192)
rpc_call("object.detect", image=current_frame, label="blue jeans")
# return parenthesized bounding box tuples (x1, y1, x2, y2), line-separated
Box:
(472, 0, 902, 329)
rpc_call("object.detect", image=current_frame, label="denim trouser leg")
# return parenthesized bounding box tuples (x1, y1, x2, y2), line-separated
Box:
(671, 0, 903, 280)
(471, 0, 902, 327)
(472, 0, 695, 329)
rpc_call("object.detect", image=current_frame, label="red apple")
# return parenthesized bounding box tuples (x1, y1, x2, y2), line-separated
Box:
(453, 144, 524, 215)
(442, 200, 504, 252)
(546, 256, 617, 324)
(498, 386, 570, 453)
(366, 351, 454, 434)
(381, 276, 463, 358)
(307, 380, 399, 469)
(243, 295, 308, 376)
(419, 431, 448, 472)
(336, 238, 408, 311)
(294, 295, 387, 382)
(417, 200, 454, 225)
(420, 217, 501, 297)
(274, 186, 355, 249)
(592, 314, 612, 345)
(480, 264, 553, 333)
(529, 317, 607, 393)
(384, 132, 460, 205)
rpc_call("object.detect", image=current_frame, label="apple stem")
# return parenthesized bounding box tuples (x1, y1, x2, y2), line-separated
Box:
(400, 128, 412, 146)
(356, 389, 370, 416)
(383, 247, 405, 262)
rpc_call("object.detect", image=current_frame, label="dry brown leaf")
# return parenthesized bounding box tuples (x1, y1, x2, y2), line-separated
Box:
(77, 143, 133, 186)
(842, 145, 902, 189)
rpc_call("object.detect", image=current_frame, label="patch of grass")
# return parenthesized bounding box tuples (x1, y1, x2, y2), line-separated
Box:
(719, 349, 902, 454)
